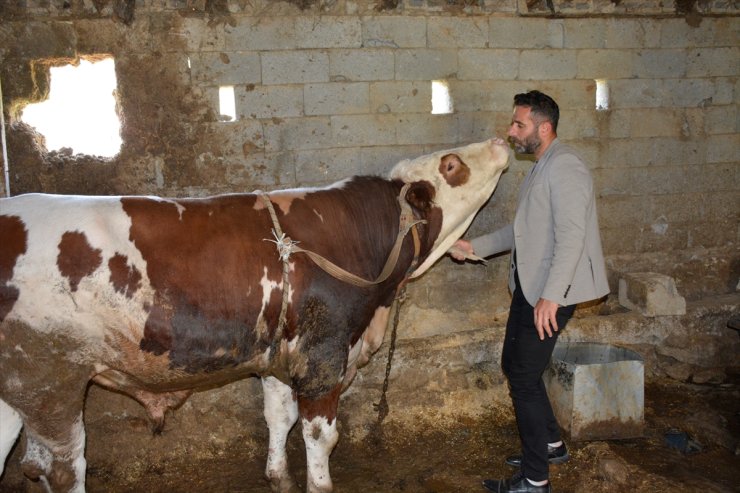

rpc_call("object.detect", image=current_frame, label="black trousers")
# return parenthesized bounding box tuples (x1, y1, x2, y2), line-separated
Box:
(501, 271, 575, 482)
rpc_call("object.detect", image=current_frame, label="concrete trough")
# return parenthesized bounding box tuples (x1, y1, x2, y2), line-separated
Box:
(545, 342, 644, 441)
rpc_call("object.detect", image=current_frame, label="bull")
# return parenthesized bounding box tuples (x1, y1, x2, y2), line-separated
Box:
(0, 138, 509, 492)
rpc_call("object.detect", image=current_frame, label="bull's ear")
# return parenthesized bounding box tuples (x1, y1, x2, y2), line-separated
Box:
(405, 181, 435, 212)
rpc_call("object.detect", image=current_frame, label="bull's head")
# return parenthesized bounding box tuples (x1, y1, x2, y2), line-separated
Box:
(389, 138, 510, 277)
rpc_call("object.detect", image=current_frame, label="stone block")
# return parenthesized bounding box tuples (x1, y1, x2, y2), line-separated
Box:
(489, 18, 563, 49)
(619, 272, 686, 317)
(633, 49, 687, 78)
(576, 49, 633, 80)
(369, 81, 431, 114)
(329, 49, 394, 82)
(449, 80, 520, 112)
(457, 49, 519, 81)
(262, 116, 332, 152)
(706, 134, 740, 164)
(626, 108, 687, 138)
(223, 17, 296, 51)
(237, 84, 303, 119)
(608, 79, 663, 108)
(294, 145, 415, 184)
(533, 79, 596, 109)
(704, 105, 737, 135)
(395, 113, 460, 146)
(395, 49, 458, 81)
(190, 51, 261, 86)
(304, 82, 370, 116)
(519, 50, 577, 80)
(557, 110, 599, 140)
(330, 114, 398, 147)
(261, 50, 330, 85)
(427, 17, 489, 48)
(362, 16, 427, 48)
(562, 19, 608, 48)
(687, 47, 739, 78)
(295, 17, 362, 49)
(659, 18, 717, 48)
(649, 138, 704, 166)
(604, 19, 661, 49)
(457, 110, 509, 142)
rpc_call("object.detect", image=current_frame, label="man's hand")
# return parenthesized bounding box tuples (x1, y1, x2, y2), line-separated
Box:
(534, 298, 560, 340)
(449, 239, 474, 261)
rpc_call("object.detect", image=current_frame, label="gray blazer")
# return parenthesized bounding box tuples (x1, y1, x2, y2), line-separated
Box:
(471, 139, 609, 307)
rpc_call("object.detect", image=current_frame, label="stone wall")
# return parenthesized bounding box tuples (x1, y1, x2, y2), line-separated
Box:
(1, 3, 737, 312)
(0, 0, 738, 483)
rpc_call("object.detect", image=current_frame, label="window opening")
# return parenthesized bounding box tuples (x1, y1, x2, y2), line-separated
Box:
(595, 79, 609, 111)
(431, 80, 453, 115)
(218, 85, 237, 122)
(20, 58, 122, 158)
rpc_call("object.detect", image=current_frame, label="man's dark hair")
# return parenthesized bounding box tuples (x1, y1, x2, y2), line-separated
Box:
(513, 90, 559, 133)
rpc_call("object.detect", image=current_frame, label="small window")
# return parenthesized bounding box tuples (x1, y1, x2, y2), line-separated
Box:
(595, 79, 609, 111)
(20, 58, 122, 158)
(219, 85, 236, 122)
(431, 80, 453, 115)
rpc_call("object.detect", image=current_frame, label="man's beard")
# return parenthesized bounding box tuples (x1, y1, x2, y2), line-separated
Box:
(510, 132, 541, 155)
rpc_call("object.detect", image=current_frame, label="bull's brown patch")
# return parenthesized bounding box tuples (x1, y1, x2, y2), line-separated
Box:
(438, 153, 471, 187)
(122, 195, 279, 370)
(297, 383, 342, 425)
(108, 253, 142, 298)
(0, 215, 27, 321)
(57, 231, 102, 292)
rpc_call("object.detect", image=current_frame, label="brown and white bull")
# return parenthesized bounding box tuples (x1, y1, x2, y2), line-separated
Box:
(0, 138, 509, 492)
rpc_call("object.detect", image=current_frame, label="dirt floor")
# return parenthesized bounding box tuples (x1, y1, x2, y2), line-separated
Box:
(2, 373, 738, 493)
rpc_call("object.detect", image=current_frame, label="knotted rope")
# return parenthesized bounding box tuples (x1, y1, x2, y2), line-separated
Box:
(256, 185, 425, 363)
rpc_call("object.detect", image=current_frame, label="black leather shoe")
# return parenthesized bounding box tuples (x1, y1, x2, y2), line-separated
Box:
(482, 471, 551, 492)
(505, 442, 569, 467)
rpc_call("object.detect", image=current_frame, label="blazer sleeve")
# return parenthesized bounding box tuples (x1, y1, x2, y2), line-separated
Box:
(469, 223, 514, 259)
(540, 154, 593, 303)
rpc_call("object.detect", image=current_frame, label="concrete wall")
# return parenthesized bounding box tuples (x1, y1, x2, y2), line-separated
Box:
(0, 0, 738, 484)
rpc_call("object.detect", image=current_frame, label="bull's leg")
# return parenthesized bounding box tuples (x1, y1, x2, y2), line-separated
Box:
(262, 376, 300, 493)
(298, 386, 341, 493)
(22, 411, 86, 493)
(0, 398, 23, 476)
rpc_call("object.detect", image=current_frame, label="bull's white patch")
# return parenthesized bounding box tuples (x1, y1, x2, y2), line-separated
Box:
(22, 434, 53, 478)
(256, 267, 281, 337)
(22, 413, 86, 493)
(1, 194, 154, 357)
(262, 376, 299, 490)
(302, 415, 338, 493)
(4, 375, 23, 391)
(150, 196, 186, 219)
(64, 413, 87, 493)
(0, 399, 23, 476)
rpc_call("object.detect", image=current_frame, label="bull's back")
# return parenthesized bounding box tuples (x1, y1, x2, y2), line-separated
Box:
(0, 193, 279, 377)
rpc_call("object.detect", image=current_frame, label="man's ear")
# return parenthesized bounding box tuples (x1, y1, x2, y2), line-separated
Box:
(539, 120, 553, 137)
(405, 181, 435, 213)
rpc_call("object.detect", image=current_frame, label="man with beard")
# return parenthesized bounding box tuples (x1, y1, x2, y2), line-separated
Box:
(451, 90, 609, 492)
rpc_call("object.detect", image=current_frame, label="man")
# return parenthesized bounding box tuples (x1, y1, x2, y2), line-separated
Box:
(451, 90, 609, 493)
